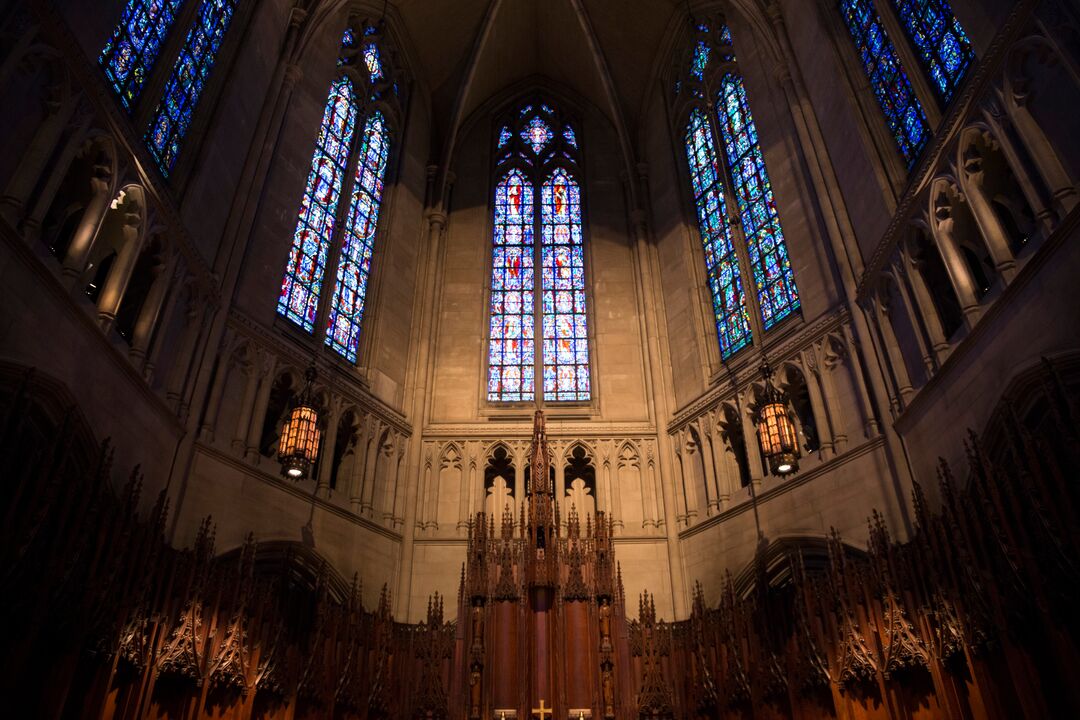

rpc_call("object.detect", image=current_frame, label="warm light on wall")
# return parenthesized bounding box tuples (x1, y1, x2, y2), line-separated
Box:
(755, 362, 799, 476)
(278, 365, 321, 480)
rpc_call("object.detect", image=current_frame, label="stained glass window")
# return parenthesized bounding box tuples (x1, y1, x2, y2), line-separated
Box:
(522, 116, 554, 154)
(716, 74, 799, 329)
(277, 77, 358, 331)
(541, 168, 590, 401)
(684, 108, 752, 358)
(498, 126, 513, 148)
(890, 0, 974, 102)
(363, 41, 384, 83)
(691, 40, 711, 80)
(487, 170, 536, 402)
(100, 0, 185, 110)
(325, 112, 390, 361)
(145, 0, 238, 175)
(838, 0, 930, 167)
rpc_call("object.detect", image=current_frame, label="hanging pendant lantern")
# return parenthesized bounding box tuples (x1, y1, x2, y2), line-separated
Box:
(278, 364, 321, 481)
(755, 361, 799, 476)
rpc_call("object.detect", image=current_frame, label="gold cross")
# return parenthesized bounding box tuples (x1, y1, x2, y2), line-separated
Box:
(532, 700, 552, 720)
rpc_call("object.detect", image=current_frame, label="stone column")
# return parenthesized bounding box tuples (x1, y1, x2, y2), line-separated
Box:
(671, 435, 689, 525)
(840, 325, 879, 437)
(383, 434, 402, 524)
(164, 291, 205, 417)
(349, 416, 369, 513)
(392, 441, 407, 528)
(231, 353, 260, 454)
(316, 398, 343, 497)
(23, 119, 90, 245)
(96, 208, 146, 334)
(362, 423, 383, 516)
(799, 350, 834, 456)
(457, 446, 471, 535)
(641, 447, 657, 529)
(706, 412, 731, 508)
(960, 142, 1018, 281)
(60, 173, 112, 286)
(128, 247, 176, 367)
(738, 391, 764, 489)
(611, 448, 625, 534)
(197, 331, 237, 442)
(902, 251, 951, 366)
(244, 352, 278, 463)
(0, 93, 73, 227)
(599, 444, 613, 519)
(871, 292, 915, 405)
(888, 265, 935, 377)
(931, 188, 983, 325)
(469, 445, 484, 521)
(696, 420, 720, 515)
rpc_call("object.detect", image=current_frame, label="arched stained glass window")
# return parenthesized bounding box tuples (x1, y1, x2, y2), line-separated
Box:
(890, 0, 973, 102)
(277, 78, 358, 331)
(146, 0, 238, 175)
(486, 101, 590, 403)
(487, 169, 536, 402)
(541, 168, 589, 401)
(275, 23, 405, 365)
(684, 108, 751, 358)
(325, 112, 391, 362)
(100, 0, 185, 110)
(716, 74, 799, 329)
(837, 0, 930, 167)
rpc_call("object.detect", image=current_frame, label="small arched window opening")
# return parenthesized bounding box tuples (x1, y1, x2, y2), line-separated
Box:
(910, 228, 964, 339)
(258, 373, 295, 458)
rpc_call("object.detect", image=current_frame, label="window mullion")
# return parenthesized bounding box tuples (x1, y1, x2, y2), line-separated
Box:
(533, 177, 544, 406)
(314, 112, 366, 348)
(868, 0, 943, 124)
(706, 106, 766, 347)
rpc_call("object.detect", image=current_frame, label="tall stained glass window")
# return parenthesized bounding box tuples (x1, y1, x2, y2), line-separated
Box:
(146, 0, 238, 175)
(487, 169, 536, 402)
(325, 112, 390, 361)
(486, 101, 590, 403)
(837, 0, 930, 167)
(675, 20, 800, 361)
(890, 0, 974, 102)
(277, 78, 358, 331)
(716, 74, 799, 329)
(276, 24, 404, 364)
(541, 168, 589, 401)
(684, 108, 751, 358)
(100, 0, 185, 110)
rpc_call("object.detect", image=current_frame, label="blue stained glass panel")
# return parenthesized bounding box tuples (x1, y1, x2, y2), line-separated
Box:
(563, 125, 578, 149)
(325, 112, 390, 362)
(277, 77, 358, 331)
(716, 74, 799, 330)
(838, 0, 930, 167)
(541, 168, 590, 402)
(145, 0, 238, 175)
(691, 40, 711, 80)
(487, 170, 536, 402)
(363, 41, 384, 82)
(684, 108, 751, 359)
(498, 126, 513, 148)
(100, 0, 185, 110)
(890, 0, 974, 102)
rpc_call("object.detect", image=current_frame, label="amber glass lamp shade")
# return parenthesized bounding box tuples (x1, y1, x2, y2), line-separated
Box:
(278, 365, 321, 481)
(755, 363, 799, 476)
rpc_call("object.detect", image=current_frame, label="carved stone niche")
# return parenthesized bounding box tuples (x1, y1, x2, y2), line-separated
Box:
(493, 710, 518, 720)
(567, 710, 593, 720)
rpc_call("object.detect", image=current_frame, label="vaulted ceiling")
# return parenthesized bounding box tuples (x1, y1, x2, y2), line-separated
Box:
(389, 0, 685, 164)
